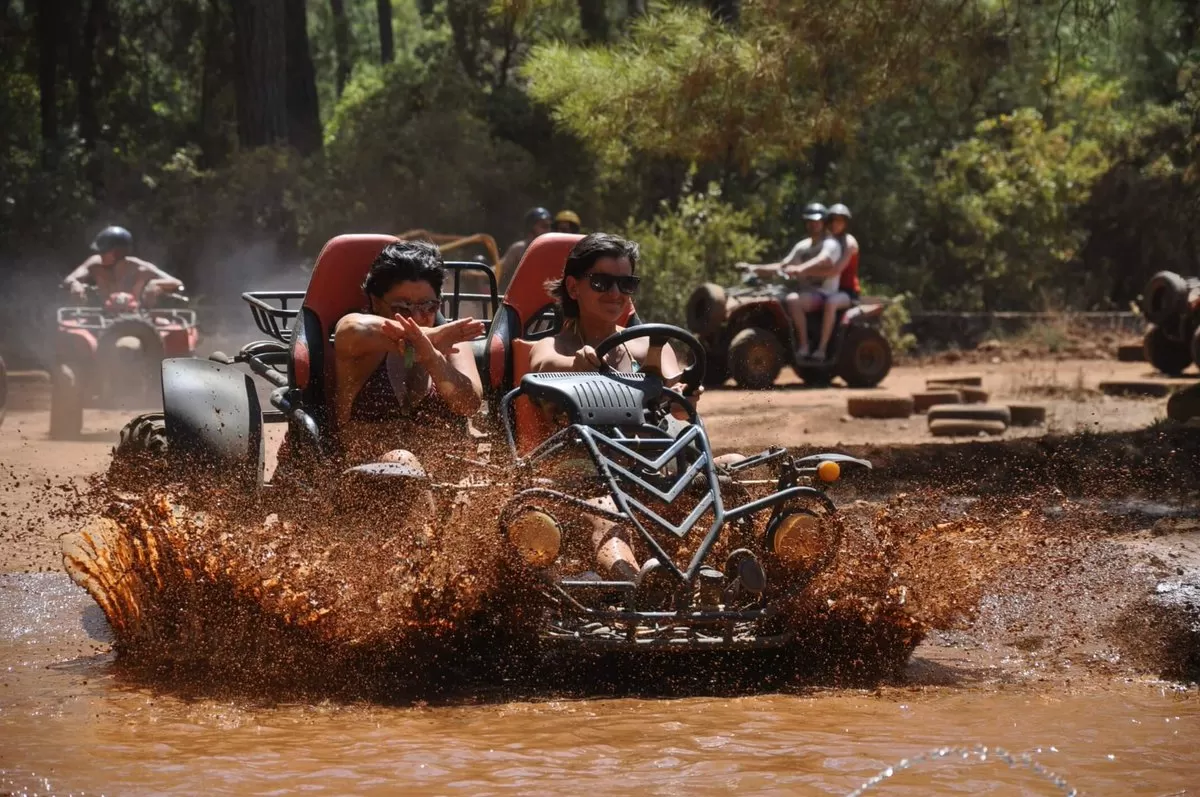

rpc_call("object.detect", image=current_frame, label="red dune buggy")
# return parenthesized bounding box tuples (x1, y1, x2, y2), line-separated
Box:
(114, 233, 869, 651)
(685, 274, 892, 389)
(52, 289, 197, 439)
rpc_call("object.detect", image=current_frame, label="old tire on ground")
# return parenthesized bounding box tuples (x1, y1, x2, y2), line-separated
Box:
(1143, 271, 1189, 326)
(929, 419, 1007, 437)
(1007, 403, 1048, 426)
(728, 327, 783, 389)
(1167, 382, 1200, 422)
(927, 404, 1012, 425)
(1190, 326, 1200, 373)
(929, 382, 989, 403)
(911, 390, 962, 413)
(837, 327, 892, 388)
(925, 375, 983, 388)
(847, 394, 914, 419)
(685, 283, 727, 338)
(1116, 342, 1146, 362)
(1144, 324, 1192, 376)
(49, 363, 84, 440)
(1099, 380, 1174, 398)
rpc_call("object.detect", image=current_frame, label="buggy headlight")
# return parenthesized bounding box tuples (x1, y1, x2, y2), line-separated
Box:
(817, 460, 841, 482)
(771, 510, 830, 570)
(506, 510, 562, 568)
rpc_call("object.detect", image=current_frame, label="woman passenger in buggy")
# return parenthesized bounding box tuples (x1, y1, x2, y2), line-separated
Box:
(529, 233, 727, 585)
(332, 241, 484, 465)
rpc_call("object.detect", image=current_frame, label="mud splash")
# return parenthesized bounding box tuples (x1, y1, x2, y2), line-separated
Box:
(60, 465, 1091, 698)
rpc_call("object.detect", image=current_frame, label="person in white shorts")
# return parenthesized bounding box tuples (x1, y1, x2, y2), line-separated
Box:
(804, 203, 858, 362)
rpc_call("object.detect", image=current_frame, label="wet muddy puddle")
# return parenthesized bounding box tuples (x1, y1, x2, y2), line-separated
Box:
(1, 570, 1198, 795)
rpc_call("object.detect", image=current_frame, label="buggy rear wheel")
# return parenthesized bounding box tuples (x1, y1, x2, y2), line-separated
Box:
(1145, 324, 1192, 376)
(728, 327, 782, 389)
(49, 363, 83, 440)
(837, 327, 892, 388)
(114, 412, 170, 460)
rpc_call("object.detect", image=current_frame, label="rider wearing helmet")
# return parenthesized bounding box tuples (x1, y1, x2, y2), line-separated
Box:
(553, 209, 582, 234)
(63, 226, 184, 307)
(808, 203, 859, 361)
(737, 202, 844, 361)
(499, 207, 553, 293)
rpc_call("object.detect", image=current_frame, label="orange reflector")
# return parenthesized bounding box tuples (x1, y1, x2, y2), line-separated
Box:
(817, 460, 841, 482)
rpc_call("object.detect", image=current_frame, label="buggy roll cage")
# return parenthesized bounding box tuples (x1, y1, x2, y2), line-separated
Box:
(223, 260, 501, 458)
(241, 260, 501, 344)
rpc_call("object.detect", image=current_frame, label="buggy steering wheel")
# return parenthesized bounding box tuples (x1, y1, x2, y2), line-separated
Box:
(594, 324, 706, 418)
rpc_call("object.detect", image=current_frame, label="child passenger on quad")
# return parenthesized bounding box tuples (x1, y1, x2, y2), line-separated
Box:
(332, 241, 484, 466)
(529, 232, 737, 585)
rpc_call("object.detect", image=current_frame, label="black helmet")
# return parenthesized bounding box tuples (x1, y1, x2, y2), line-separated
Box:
(523, 207, 552, 231)
(91, 226, 133, 253)
(801, 203, 828, 222)
(827, 203, 852, 220)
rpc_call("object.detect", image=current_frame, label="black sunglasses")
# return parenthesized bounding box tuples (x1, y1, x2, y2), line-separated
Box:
(585, 273, 640, 296)
(388, 298, 441, 317)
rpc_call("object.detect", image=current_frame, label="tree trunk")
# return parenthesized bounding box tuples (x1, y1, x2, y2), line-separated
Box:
(329, 0, 351, 96)
(706, 0, 738, 25)
(578, 0, 607, 41)
(284, 0, 321, 154)
(76, 0, 107, 181)
(232, 0, 288, 148)
(417, 0, 434, 16)
(35, 0, 60, 165)
(376, 0, 394, 64)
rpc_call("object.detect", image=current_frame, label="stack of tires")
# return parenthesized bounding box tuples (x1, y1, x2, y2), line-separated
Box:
(1142, 271, 1200, 376)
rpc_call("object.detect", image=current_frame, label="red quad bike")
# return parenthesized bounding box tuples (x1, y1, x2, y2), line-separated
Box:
(52, 288, 198, 439)
(112, 233, 871, 654)
(685, 271, 893, 389)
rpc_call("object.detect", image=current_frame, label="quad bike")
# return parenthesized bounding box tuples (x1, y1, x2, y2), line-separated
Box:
(111, 233, 867, 653)
(1140, 270, 1200, 376)
(685, 272, 892, 389)
(51, 288, 198, 439)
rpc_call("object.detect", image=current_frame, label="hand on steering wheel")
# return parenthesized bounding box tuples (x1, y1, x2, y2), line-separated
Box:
(592, 324, 707, 423)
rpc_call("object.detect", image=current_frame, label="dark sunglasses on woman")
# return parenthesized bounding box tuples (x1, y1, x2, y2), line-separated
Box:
(389, 298, 441, 317)
(586, 273, 641, 296)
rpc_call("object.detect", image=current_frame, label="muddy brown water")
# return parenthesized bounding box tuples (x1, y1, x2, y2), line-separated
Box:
(3, 550, 1199, 794)
(5, 397, 1200, 794)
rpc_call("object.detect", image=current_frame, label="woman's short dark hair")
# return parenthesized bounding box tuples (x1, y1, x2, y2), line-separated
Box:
(548, 232, 639, 318)
(363, 241, 445, 298)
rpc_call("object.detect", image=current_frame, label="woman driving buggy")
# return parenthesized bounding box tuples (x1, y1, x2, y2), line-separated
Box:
(528, 233, 738, 586)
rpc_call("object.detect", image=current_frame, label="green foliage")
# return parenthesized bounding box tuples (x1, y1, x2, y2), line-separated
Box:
(622, 174, 766, 325)
(921, 76, 1127, 310)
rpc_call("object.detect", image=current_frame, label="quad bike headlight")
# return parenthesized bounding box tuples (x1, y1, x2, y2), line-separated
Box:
(771, 510, 832, 570)
(506, 509, 562, 568)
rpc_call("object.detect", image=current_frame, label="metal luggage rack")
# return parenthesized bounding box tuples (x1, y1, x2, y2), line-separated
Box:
(242, 291, 305, 342)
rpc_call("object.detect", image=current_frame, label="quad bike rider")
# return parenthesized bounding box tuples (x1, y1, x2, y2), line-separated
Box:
(686, 206, 891, 389)
(553, 210, 582, 234)
(499, 207, 554, 295)
(53, 227, 197, 439)
(109, 232, 870, 654)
